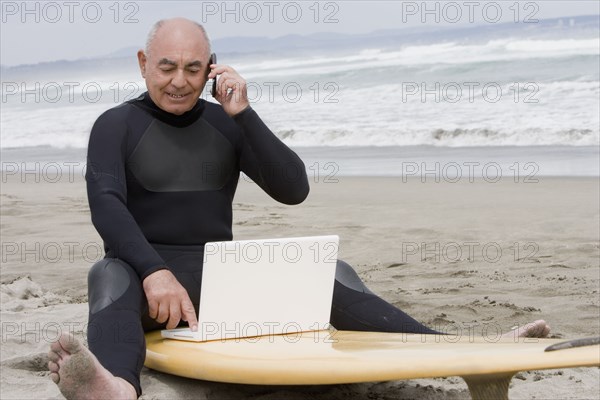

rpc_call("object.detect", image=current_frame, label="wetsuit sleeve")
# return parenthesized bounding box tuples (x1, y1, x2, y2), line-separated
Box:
(86, 109, 167, 280)
(233, 107, 309, 204)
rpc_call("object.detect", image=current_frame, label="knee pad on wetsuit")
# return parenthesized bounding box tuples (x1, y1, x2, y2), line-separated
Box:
(88, 259, 133, 314)
(335, 260, 374, 295)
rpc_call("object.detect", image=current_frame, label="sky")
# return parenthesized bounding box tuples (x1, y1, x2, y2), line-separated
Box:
(1, 0, 599, 66)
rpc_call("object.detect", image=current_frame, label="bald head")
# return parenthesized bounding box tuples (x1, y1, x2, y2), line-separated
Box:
(145, 18, 211, 59)
(137, 18, 213, 115)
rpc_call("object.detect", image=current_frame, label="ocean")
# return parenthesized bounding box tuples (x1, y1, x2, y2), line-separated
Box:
(1, 15, 599, 177)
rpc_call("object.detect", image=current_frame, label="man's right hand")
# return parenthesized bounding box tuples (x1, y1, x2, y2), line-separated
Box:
(142, 269, 198, 331)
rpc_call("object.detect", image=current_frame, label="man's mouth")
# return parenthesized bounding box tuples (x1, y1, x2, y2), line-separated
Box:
(166, 92, 187, 99)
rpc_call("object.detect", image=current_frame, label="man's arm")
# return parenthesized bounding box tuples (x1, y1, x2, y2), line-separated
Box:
(208, 64, 310, 204)
(86, 107, 197, 330)
(86, 108, 167, 280)
(234, 107, 310, 205)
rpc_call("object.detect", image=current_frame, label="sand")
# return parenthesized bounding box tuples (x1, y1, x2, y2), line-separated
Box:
(1, 174, 599, 399)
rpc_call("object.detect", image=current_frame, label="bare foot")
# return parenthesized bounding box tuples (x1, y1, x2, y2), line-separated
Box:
(503, 319, 551, 339)
(47, 333, 137, 400)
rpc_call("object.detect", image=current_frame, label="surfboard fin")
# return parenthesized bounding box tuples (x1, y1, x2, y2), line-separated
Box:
(462, 373, 513, 400)
(544, 336, 600, 352)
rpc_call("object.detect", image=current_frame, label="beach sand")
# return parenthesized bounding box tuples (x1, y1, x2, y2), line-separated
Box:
(1, 174, 599, 399)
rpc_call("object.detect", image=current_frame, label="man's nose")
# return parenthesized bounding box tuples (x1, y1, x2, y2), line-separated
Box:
(171, 69, 187, 88)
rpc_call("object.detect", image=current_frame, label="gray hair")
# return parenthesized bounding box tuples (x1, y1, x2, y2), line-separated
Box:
(145, 19, 211, 57)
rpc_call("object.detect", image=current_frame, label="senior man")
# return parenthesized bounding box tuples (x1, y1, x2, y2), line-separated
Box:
(47, 18, 550, 400)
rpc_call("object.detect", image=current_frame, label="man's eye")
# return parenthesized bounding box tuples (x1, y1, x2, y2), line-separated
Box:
(160, 68, 175, 72)
(188, 69, 200, 74)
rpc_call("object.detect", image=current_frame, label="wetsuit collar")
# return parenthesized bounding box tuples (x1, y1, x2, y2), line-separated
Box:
(131, 92, 206, 128)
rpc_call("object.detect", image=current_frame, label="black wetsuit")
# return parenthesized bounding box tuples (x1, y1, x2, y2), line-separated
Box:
(85, 93, 436, 396)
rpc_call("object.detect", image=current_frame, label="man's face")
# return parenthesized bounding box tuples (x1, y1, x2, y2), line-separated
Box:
(138, 24, 210, 115)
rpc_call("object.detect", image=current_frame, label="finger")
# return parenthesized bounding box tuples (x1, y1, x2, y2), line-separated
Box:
(220, 74, 245, 91)
(147, 299, 158, 320)
(208, 64, 235, 80)
(207, 67, 216, 80)
(218, 78, 246, 103)
(166, 301, 182, 330)
(181, 297, 198, 332)
(207, 64, 221, 79)
(156, 302, 169, 324)
(213, 84, 225, 103)
(217, 74, 243, 95)
(217, 75, 232, 98)
(209, 64, 235, 76)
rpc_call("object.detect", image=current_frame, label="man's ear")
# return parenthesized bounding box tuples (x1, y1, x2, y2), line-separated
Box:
(137, 50, 147, 78)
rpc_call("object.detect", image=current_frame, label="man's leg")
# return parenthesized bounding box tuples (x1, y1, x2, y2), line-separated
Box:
(48, 258, 142, 399)
(87, 258, 147, 393)
(330, 260, 439, 334)
(330, 260, 550, 337)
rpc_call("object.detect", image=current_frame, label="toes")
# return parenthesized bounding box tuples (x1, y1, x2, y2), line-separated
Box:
(58, 332, 82, 354)
(48, 361, 59, 373)
(50, 340, 65, 355)
(49, 371, 60, 384)
(525, 327, 536, 338)
(528, 323, 541, 337)
(542, 324, 551, 338)
(526, 320, 550, 338)
(47, 350, 62, 363)
(532, 320, 546, 337)
(519, 324, 533, 337)
(515, 321, 544, 338)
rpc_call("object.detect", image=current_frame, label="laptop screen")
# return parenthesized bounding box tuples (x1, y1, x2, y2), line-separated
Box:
(197, 235, 339, 341)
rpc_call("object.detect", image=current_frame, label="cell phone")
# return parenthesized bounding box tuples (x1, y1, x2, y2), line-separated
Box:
(209, 53, 217, 97)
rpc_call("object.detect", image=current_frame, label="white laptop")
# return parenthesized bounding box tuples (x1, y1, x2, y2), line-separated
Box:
(161, 235, 339, 342)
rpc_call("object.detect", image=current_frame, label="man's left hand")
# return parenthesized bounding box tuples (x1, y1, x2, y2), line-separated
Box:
(208, 64, 250, 117)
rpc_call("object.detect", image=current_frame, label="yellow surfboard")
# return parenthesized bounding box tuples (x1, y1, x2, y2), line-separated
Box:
(144, 330, 600, 400)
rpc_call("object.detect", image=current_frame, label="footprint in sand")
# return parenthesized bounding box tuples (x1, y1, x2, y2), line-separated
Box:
(0, 276, 70, 311)
(386, 263, 406, 269)
(0, 194, 24, 216)
(3, 353, 49, 373)
(403, 228, 439, 236)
